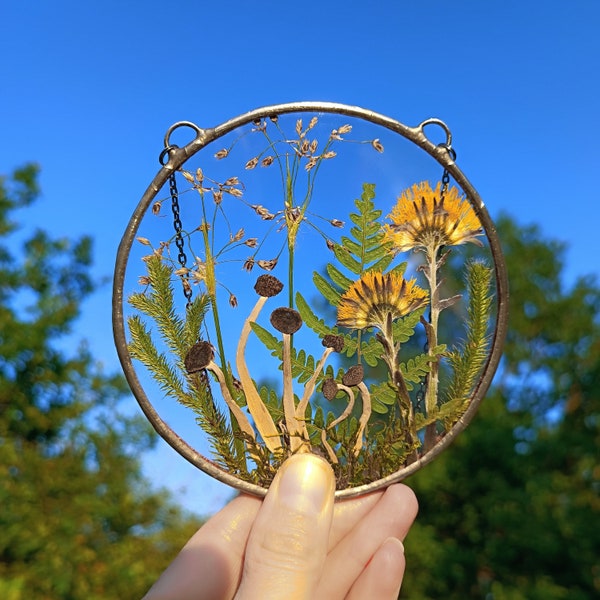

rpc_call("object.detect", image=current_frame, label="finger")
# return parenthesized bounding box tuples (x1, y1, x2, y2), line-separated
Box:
(328, 489, 385, 550)
(235, 453, 335, 600)
(316, 484, 418, 599)
(346, 537, 406, 600)
(143, 494, 261, 600)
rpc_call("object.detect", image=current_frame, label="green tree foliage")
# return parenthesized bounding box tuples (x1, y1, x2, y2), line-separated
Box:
(0, 166, 200, 599)
(403, 214, 600, 598)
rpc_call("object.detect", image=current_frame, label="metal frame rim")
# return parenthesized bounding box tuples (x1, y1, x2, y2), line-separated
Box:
(112, 101, 509, 499)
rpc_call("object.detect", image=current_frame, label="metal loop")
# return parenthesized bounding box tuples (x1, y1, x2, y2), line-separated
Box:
(437, 142, 457, 162)
(163, 121, 204, 150)
(159, 144, 179, 166)
(419, 118, 453, 149)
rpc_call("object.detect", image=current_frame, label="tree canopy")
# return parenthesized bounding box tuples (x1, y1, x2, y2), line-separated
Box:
(0, 165, 200, 599)
(402, 215, 600, 598)
(1, 165, 598, 598)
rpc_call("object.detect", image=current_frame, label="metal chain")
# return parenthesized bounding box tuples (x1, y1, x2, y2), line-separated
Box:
(160, 145, 215, 402)
(439, 143, 456, 201)
(161, 146, 193, 308)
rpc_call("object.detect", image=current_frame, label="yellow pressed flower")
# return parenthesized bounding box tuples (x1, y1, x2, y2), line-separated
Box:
(383, 181, 483, 253)
(337, 271, 429, 331)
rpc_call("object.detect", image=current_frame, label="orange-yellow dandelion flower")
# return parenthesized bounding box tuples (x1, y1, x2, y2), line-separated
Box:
(383, 181, 483, 253)
(337, 271, 429, 331)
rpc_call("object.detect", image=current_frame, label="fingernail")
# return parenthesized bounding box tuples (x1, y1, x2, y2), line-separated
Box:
(276, 453, 335, 514)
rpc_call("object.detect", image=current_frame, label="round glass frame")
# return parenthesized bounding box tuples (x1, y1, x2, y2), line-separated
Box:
(112, 101, 509, 499)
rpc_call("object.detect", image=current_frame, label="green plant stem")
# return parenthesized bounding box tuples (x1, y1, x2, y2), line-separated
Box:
(199, 198, 246, 461)
(424, 245, 440, 451)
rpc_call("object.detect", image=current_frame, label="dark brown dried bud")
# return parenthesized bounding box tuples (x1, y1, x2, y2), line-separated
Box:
(254, 274, 284, 297)
(322, 334, 344, 353)
(152, 201, 162, 215)
(342, 364, 364, 387)
(326, 239, 335, 251)
(270, 307, 303, 335)
(243, 257, 255, 271)
(322, 378, 339, 401)
(184, 341, 214, 373)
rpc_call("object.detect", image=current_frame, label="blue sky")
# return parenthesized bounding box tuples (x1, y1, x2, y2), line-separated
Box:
(2, 1, 598, 514)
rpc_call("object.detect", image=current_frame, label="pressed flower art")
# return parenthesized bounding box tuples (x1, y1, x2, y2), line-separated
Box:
(114, 105, 507, 496)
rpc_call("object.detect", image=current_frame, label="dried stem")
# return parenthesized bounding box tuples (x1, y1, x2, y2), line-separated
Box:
(354, 382, 372, 456)
(236, 296, 282, 453)
(205, 360, 256, 445)
(295, 346, 334, 421)
(281, 332, 309, 452)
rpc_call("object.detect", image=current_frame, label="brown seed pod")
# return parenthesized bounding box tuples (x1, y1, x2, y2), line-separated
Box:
(322, 378, 339, 401)
(322, 334, 344, 353)
(254, 274, 284, 297)
(342, 364, 364, 387)
(270, 307, 303, 335)
(184, 341, 214, 373)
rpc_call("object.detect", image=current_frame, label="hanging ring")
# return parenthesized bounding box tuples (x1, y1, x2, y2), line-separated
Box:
(159, 145, 179, 166)
(419, 117, 453, 148)
(163, 121, 205, 151)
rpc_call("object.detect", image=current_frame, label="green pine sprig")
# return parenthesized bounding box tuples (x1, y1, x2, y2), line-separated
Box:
(442, 260, 493, 421)
(127, 254, 245, 474)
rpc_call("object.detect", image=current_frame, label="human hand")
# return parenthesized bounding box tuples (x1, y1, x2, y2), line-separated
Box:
(143, 453, 418, 600)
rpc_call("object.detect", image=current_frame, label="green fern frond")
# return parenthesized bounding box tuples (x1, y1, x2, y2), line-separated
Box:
(399, 347, 444, 389)
(295, 292, 339, 338)
(313, 271, 342, 305)
(326, 263, 353, 291)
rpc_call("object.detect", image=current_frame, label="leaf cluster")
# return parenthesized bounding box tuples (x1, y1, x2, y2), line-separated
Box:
(127, 254, 245, 474)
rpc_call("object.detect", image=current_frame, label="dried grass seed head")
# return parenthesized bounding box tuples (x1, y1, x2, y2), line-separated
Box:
(257, 258, 278, 271)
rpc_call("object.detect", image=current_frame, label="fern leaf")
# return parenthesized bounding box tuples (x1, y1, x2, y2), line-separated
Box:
(326, 263, 353, 292)
(313, 271, 343, 305)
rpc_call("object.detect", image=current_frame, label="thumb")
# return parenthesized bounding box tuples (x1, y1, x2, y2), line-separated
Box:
(235, 453, 335, 600)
